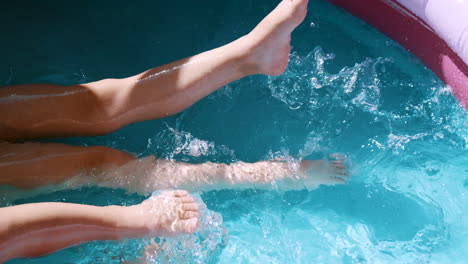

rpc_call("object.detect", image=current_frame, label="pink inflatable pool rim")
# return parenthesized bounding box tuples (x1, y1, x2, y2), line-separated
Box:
(329, 0, 468, 110)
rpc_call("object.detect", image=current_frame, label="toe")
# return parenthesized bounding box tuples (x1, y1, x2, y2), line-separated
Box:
(180, 196, 195, 203)
(182, 203, 199, 211)
(185, 218, 200, 233)
(174, 190, 189, 197)
(177, 218, 199, 234)
(335, 178, 346, 184)
(336, 169, 349, 178)
(334, 162, 346, 169)
(329, 153, 347, 162)
(181, 211, 200, 220)
(331, 175, 347, 184)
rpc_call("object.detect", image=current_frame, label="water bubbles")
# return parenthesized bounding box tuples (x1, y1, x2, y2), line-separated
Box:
(309, 98, 318, 106)
(150, 125, 236, 161)
(267, 46, 388, 114)
(309, 22, 316, 28)
(144, 194, 228, 263)
(422, 162, 441, 179)
(184, 138, 212, 157)
(387, 133, 428, 151)
(324, 53, 336, 60)
(310, 77, 322, 89)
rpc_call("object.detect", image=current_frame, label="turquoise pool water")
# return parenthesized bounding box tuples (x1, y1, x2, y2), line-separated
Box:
(2, 0, 467, 263)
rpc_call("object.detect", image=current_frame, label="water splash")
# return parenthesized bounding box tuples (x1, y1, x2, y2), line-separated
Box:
(268, 47, 390, 114)
(143, 193, 228, 263)
(147, 124, 236, 162)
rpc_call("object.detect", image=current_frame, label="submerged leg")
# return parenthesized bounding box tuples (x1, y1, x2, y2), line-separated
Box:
(0, 140, 348, 195)
(0, 141, 134, 189)
(97, 155, 350, 194)
(0, 0, 308, 141)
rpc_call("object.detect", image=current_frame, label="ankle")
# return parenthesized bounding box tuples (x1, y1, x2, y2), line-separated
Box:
(233, 35, 265, 76)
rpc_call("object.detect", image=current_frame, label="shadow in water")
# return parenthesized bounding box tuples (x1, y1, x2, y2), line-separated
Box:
(10, 186, 145, 207)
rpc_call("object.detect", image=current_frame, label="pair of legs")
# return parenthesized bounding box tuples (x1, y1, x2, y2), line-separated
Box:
(0, 0, 309, 189)
(0, 0, 348, 262)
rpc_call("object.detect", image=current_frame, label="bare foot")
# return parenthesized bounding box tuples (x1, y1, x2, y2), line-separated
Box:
(129, 190, 200, 237)
(241, 0, 309, 75)
(299, 155, 350, 188)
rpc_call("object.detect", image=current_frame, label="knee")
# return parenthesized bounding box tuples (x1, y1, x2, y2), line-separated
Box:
(81, 78, 128, 135)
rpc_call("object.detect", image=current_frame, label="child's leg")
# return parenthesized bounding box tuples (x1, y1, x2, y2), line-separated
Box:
(0, 190, 200, 263)
(0, 140, 348, 194)
(0, 0, 308, 141)
(97, 156, 350, 194)
(0, 141, 134, 189)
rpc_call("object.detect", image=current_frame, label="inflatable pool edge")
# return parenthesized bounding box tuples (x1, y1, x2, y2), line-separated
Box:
(328, 0, 468, 110)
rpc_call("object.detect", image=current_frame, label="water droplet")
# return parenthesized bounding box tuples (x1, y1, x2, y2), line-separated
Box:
(325, 53, 336, 60)
(310, 22, 316, 28)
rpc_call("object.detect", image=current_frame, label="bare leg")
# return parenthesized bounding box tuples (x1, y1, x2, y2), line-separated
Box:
(0, 190, 199, 263)
(0, 141, 348, 197)
(0, 0, 308, 141)
(95, 155, 350, 194)
(0, 143, 349, 195)
(0, 141, 134, 189)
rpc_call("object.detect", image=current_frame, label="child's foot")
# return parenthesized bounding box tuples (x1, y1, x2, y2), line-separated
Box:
(241, 0, 309, 75)
(129, 190, 200, 237)
(299, 155, 350, 187)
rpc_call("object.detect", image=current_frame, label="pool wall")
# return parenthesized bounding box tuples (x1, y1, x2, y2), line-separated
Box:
(328, 0, 468, 110)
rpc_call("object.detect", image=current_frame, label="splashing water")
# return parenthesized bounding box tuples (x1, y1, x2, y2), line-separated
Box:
(146, 124, 236, 163)
(142, 192, 228, 264)
(268, 47, 391, 114)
